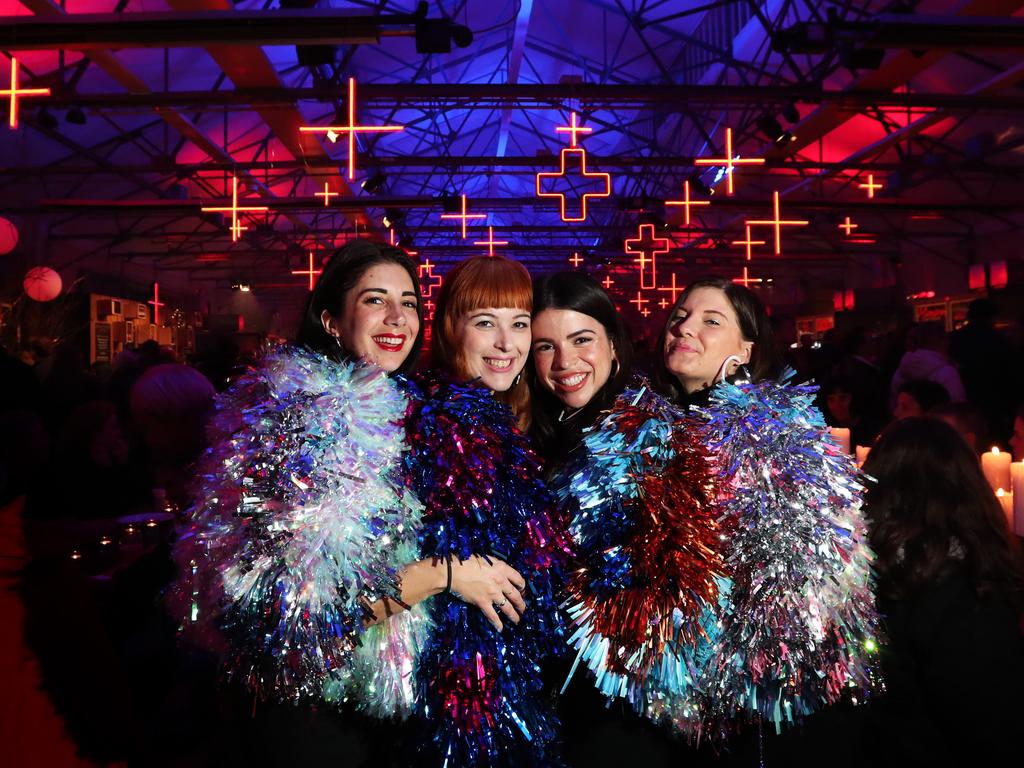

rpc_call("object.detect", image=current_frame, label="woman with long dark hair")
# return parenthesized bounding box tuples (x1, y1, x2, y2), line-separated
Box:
(862, 417, 1024, 767)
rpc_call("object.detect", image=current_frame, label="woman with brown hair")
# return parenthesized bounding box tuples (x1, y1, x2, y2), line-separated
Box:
(862, 416, 1024, 767)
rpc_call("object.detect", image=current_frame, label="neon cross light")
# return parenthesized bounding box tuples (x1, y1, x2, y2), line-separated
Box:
(601, 275, 615, 290)
(665, 179, 712, 226)
(569, 252, 584, 268)
(556, 112, 593, 148)
(858, 174, 882, 199)
(291, 251, 323, 291)
(440, 193, 486, 239)
(732, 267, 764, 288)
(629, 291, 649, 314)
(3, 58, 50, 130)
(625, 223, 671, 290)
(418, 258, 443, 298)
(201, 175, 269, 242)
(473, 226, 509, 257)
(694, 127, 765, 196)
(839, 216, 859, 236)
(148, 282, 165, 325)
(746, 191, 808, 256)
(658, 298, 670, 309)
(733, 224, 765, 261)
(656, 273, 685, 304)
(315, 181, 338, 207)
(536, 149, 611, 223)
(300, 78, 404, 180)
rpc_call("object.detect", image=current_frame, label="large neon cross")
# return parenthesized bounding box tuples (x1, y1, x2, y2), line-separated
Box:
(418, 258, 443, 298)
(625, 223, 671, 290)
(300, 78, 404, 180)
(440, 193, 486, 239)
(746, 191, 808, 256)
(732, 266, 764, 288)
(556, 112, 593, 148)
(733, 224, 765, 261)
(148, 282, 165, 325)
(665, 179, 712, 226)
(858, 174, 882, 199)
(694, 127, 765, 196)
(3, 57, 50, 130)
(291, 251, 323, 291)
(569, 252, 584, 268)
(201, 175, 269, 242)
(315, 180, 338, 207)
(629, 291, 649, 314)
(839, 216, 859, 236)
(536, 148, 612, 222)
(473, 226, 509, 257)
(656, 273, 685, 304)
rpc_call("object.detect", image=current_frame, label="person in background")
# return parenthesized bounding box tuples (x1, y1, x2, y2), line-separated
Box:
(1009, 404, 1024, 461)
(890, 321, 965, 408)
(930, 402, 985, 453)
(862, 417, 1024, 767)
(892, 379, 951, 421)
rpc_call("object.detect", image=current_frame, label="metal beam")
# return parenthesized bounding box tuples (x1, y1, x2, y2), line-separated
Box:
(779, 15, 1024, 52)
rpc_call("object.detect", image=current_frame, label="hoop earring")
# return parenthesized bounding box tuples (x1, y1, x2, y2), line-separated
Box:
(715, 354, 744, 385)
(610, 359, 620, 379)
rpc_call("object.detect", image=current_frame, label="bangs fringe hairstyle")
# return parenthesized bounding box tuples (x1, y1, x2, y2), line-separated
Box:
(432, 256, 533, 428)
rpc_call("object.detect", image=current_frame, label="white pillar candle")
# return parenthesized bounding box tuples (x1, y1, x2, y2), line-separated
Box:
(1012, 462, 1024, 536)
(981, 447, 1012, 494)
(829, 427, 852, 455)
(996, 488, 1014, 529)
(855, 445, 871, 467)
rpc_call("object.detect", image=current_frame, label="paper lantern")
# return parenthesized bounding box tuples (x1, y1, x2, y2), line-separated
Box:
(0, 217, 17, 255)
(23, 266, 62, 302)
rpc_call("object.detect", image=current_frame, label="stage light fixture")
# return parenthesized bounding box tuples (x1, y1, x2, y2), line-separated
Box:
(780, 102, 800, 123)
(686, 173, 713, 198)
(441, 191, 459, 213)
(756, 114, 794, 146)
(65, 106, 86, 125)
(36, 107, 58, 131)
(382, 208, 404, 229)
(361, 174, 387, 194)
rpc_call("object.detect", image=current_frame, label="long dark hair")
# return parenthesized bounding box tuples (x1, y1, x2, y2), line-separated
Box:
(652, 276, 782, 403)
(528, 272, 634, 462)
(863, 416, 1024, 608)
(294, 239, 423, 376)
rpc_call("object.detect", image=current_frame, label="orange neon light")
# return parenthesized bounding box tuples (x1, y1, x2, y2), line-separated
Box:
(201, 175, 269, 242)
(569, 252, 584, 268)
(629, 291, 650, 314)
(3, 57, 50, 130)
(473, 226, 509, 257)
(418, 258, 443, 297)
(535, 147, 612, 223)
(733, 224, 765, 261)
(858, 174, 882, 199)
(315, 180, 338, 207)
(148, 282, 165, 325)
(625, 223, 670, 290)
(839, 216, 858, 236)
(732, 266, 764, 288)
(291, 251, 323, 291)
(694, 127, 765, 196)
(439, 193, 486, 239)
(746, 191, 808, 256)
(300, 78, 404, 180)
(665, 179, 711, 225)
(555, 112, 593, 148)
(601, 275, 614, 290)
(658, 298, 670, 309)
(656, 272, 685, 303)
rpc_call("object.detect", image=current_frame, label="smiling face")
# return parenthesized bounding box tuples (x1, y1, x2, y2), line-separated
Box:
(321, 262, 420, 372)
(531, 308, 615, 410)
(453, 306, 531, 392)
(663, 286, 753, 394)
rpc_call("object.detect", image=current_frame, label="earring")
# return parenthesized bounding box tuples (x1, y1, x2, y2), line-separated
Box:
(511, 372, 522, 388)
(610, 359, 620, 379)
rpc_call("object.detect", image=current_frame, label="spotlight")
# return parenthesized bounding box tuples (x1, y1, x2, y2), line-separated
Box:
(413, 0, 474, 54)
(756, 114, 794, 146)
(397, 234, 415, 250)
(361, 174, 387, 194)
(382, 208, 405, 229)
(839, 44, 885, 72)
(780, 102, 800, 123)
(65, 106, 87, 125)
(687, 173, 713, 198)
(232, 283, 252, 293)
(36, 107, 58, 131)
(441, 191, 459, 213)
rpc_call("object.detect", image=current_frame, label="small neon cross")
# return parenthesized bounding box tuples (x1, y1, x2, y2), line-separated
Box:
(858, 174, 882, 199)
(201, 175, 269, 242)
(569, 252, 584, 268)
(473, 226, 509, 257)
(629, 291, 649, 314)
(3, 57, 50, 130)
(658, 298, 670, 309)
(732, 266, 764, 288)
(839, 216, 859, 236)
(536, 147, 612, 222)
(746, 191, 808, 256)
(601, 276, 615, 290)
(315, 181, 338, 207)
(665, 180, 711, 226)
(555, 112, 593, 148)
(694, 127, 765, 196)
(656, 272, 685, 303)
(625, 223, 671, 290)
(148, 282, 165, 325)
(291, 251, 323, 291)
(300, 78, 404, 180)
(733, 224, 766, 261)
(439, 193, 486, 239)
(640, 307, 651, 318)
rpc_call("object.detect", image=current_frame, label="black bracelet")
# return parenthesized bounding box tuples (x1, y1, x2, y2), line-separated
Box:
(444, 555, 453, 594)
